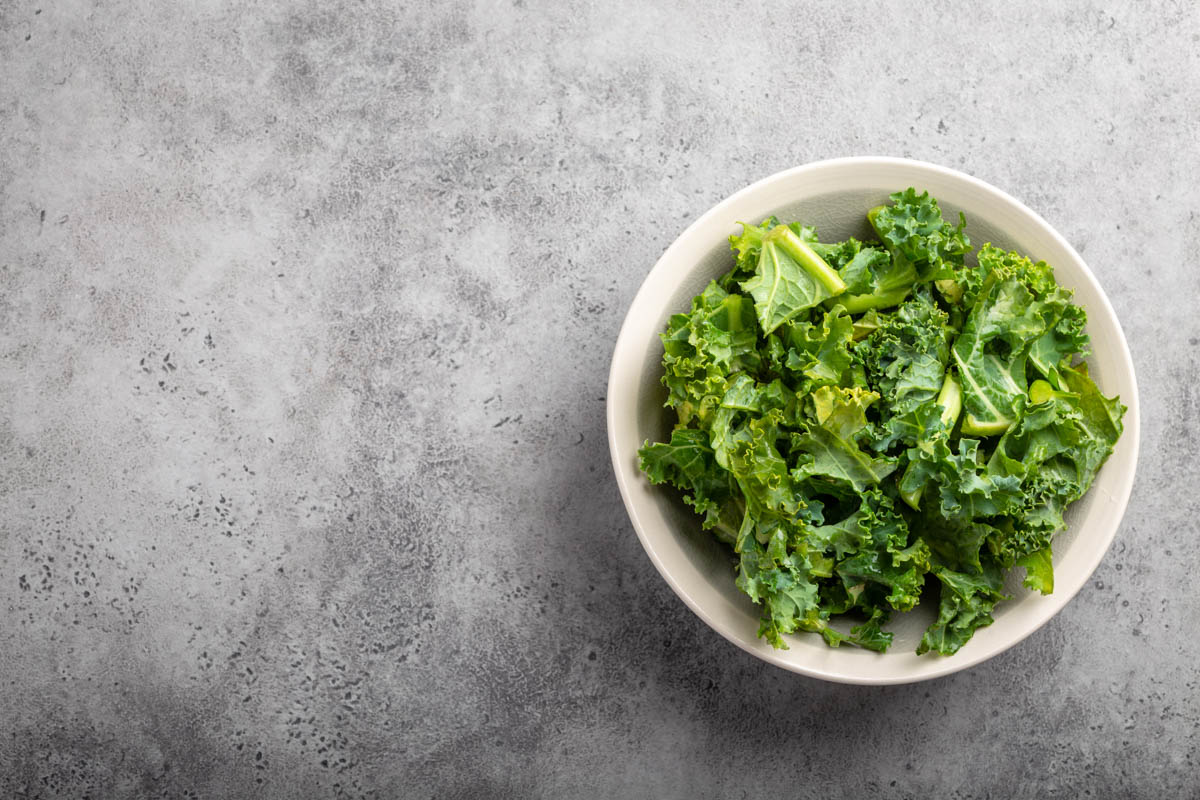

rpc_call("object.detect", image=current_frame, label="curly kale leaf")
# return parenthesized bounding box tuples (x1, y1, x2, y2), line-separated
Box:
(832, 489, 930, 613)
(917, 559, 1007, 656)
(779, 305, 857, 392)
(737, 512, 861, 650)
(790, 386, 899, 492)
(658, 280, 759, 426)
(868, 188, 972, 286)
(638, 428, 738, 537)
(857, 288, 954, 451)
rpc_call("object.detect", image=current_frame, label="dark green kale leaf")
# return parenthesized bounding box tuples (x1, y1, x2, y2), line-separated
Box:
(857, 288, 954, 451)
(917, 559, 1007, 656)
(734, 513, 822, 649)
(867, 188, 972, 286)
(951, 271, 1041, 436)
(638, 427, 737, 537)
(978, 366, 1125, 587)
(790, 386, 899, 492)
(832, 488, 930, 613)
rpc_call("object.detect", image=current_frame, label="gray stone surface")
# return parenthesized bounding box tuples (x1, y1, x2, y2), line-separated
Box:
(0, 1, 1197, 797)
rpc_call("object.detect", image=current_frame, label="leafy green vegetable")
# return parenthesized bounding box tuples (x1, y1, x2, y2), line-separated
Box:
(917, 561, 1006, 656)
(835, 246, 917, 313)
(868, 188, 973, 290)
(639, 189, 1125, 656)
(791, 386, 898, 492)
(780, 306, 857, 392)
(736, 220, 847, 334)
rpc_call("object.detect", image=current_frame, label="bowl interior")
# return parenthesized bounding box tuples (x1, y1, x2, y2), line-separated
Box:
(610, 159, 1139, 683)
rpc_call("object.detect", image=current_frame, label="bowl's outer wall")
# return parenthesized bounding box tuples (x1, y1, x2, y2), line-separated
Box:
(608, 158, 1140, 684)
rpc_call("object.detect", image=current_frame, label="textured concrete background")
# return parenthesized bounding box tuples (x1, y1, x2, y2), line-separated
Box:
(0, 1, 1197, 797)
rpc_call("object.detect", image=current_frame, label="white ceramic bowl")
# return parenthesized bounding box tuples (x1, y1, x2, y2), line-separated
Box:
(607, 157, 1140, 684)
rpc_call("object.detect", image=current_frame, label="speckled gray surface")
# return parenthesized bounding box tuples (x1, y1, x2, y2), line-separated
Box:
(0, 1, 1197, 797)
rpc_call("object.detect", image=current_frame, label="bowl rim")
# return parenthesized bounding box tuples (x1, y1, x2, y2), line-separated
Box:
(606, 155, 1141, 684)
